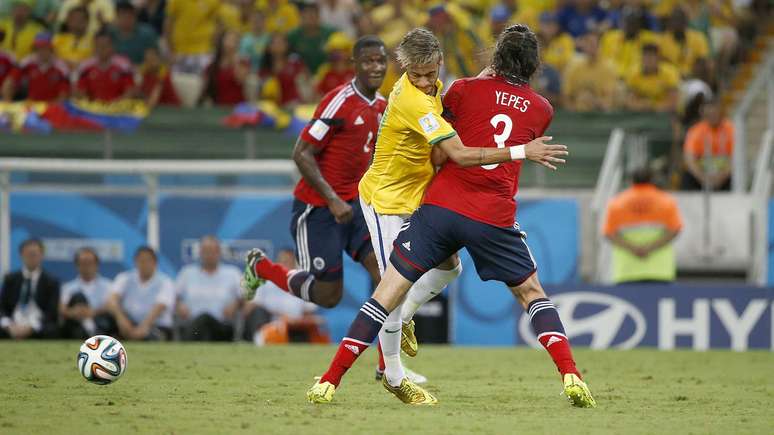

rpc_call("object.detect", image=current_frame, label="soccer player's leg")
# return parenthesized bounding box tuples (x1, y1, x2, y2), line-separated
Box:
(464, 223, 596, 408)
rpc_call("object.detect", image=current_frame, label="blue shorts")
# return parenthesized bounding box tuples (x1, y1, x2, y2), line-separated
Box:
(390, 204, 537, 287)
(290, 198, 373, 281)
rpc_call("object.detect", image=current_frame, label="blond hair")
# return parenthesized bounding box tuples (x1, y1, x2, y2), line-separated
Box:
(395, 28, 442, 68)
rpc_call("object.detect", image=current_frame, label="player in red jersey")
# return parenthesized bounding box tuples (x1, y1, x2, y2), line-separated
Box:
(308, 25, 596, 408)
(242, 36, 387, 309)
(75, 31, 135, 102)
(8, 33, 70, 102)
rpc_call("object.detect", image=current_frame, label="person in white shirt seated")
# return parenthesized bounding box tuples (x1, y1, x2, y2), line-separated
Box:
(105, 246, 175, 341)
(242, 249, 329, 345)
(175, 236, 242, 341)
(60, 247, 114, 339)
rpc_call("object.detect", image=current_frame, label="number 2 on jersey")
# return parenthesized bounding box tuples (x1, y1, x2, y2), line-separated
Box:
(363, 131, 374, 153)
(482, 114, 512, 170)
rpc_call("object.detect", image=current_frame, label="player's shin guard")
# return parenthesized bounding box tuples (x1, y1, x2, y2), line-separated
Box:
(379, 309, 405, 387)
(527, 298, 580, 378)
(400, 263, 462, 324)
(320, 298, 388, 387)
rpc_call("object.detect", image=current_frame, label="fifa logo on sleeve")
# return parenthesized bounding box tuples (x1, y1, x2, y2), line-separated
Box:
(418, 113, 440, 134)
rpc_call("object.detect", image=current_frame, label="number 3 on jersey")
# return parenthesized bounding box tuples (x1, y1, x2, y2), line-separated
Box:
(482, 114, 512, 170)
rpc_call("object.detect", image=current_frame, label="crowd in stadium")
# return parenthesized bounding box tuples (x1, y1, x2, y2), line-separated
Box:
(0, 237, 329, 343)
(0, 0, 765, 114)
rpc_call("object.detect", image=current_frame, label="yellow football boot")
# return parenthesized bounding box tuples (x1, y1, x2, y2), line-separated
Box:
(563, 373, 597, 408)
(401, 320, 418, 357)
(382, 376, 438, 405)
(307, 379, 336, 404)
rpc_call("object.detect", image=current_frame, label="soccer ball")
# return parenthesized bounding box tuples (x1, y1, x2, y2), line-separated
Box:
(77, 335, 127, 385)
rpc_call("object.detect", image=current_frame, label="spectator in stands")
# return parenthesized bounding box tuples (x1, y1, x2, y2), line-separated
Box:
(0, 30, 16, 102)
(478, 5, 510, 48)
(57, 0, 116, 37)
(60, 247, 114, 339)
(624, 43, 679, 112)
(287, 2, 335, 74)
(0, 1, 45, 61)
(175, 236, 242, 341)
(201, 31, 248, 106)
(257, 0, 300, 34)
(314, 32, 354, 97)
(706, 0, 741, 82)
(490, 0, 539, 34)
(139, 46, 180, 108)
(425, 4, 481, 82)
(682, 99, 734, 190)
(0, 239, 60, 339)
(7, 32, 70, 102)
(242, 249, 328, 345)
(562, 31, 619, 112)
(75, 31, 135, 102)
(557, 0, 607, 38)
(537, 12, 575, 73)
(137, 0, 166, 36)
(239, 10, 270, 73)
(105, 246, 175, 341)
(603, 167, 683, 284)
(222, 0, 254, 35)
(109, 1, 158, 66)
(678, 58, 714, 128)
(319, 0, 361, 38)
(660, 7, 710, 77)
(164, 0, 220, 74)
(605, 0, 659, 31)
(600, 7, 660, 77)
(370, 0, 423, 48)
(53, 6, 93, 70)
(259, 33, 310, 108)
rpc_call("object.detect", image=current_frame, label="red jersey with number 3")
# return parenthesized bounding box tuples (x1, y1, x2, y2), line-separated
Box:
(423, 75, 554, 227)
(294, 80, 387, 207)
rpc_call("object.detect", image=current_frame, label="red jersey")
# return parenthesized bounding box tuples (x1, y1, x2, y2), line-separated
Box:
(0, 51, 15, 87)
(205, 61, 246, 105)
(316, 68, 353, 96)
(260, 54, 306, 106)
(423, 75, 554, 227)
(13, 55, 70, 102)
(293, 80, 387, 206)
(76, 56, 134, 102)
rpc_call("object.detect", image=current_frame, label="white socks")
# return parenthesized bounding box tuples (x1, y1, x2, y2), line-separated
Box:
(400, 263, 462, 324)
(379, 310, 405, 386)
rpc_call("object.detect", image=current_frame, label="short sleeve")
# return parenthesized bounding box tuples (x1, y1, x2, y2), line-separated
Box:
(398, 93, 456, 145)
(225, 266, 243, 299)
(602, 200, 620, 236)
(155, 278, 176, 308)
(665, 197, 683, 232)
(683, 124, 702, 156)
(299, 90, 347, 149)
(174, 267, 188, 297)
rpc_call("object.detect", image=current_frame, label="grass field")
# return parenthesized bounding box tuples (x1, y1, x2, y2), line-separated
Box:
(1, 342, 772, 434)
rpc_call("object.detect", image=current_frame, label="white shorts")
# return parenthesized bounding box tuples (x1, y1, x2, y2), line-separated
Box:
(359, 195, 410, 275)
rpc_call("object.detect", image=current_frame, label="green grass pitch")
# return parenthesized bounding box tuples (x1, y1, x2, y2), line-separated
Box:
(1, 342, 772, 434)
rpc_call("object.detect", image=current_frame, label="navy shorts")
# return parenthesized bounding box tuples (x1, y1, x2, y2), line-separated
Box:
(290, 199, 373, 281)
(390, 204, 537, 287)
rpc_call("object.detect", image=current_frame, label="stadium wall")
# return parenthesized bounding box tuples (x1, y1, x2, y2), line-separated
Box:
(4, 192, 773, 349)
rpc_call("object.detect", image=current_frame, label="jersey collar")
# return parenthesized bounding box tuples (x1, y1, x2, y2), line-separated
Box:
(350, 79, 381, 106)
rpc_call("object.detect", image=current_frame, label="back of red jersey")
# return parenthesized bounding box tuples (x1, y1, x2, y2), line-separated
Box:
(423, 75, 554, 227)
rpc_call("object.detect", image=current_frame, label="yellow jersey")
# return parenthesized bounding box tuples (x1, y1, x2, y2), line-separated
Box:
(359, 73, 457, 215)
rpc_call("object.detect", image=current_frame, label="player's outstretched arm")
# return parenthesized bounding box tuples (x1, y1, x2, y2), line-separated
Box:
(437, 135, 568, 170)
(292, 138, 353, 223)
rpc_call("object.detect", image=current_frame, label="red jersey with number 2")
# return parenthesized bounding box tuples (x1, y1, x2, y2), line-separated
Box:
(294, 81, 387, 206)
(423, 75, 554, 227)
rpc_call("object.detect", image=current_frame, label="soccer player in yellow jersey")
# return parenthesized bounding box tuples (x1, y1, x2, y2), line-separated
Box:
(353, 28, 568, 404)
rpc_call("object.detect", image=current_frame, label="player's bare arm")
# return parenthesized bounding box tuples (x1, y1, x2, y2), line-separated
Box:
(436, 134, 568, 169)
(292, 138, 353, 224)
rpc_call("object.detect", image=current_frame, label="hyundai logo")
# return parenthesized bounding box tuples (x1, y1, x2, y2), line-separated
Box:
(518, 292, 646, 349)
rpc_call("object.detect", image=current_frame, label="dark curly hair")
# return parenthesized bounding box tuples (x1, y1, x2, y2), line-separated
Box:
(492, 24, 540, 85)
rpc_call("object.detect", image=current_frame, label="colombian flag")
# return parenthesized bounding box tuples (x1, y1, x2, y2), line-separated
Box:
(223, 101, 314, 137)
(0, 99, 148, 134)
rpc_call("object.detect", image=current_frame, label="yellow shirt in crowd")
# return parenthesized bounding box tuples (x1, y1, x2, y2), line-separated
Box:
(359, 73, 457, 215)
(600, 29, 661, 77)
(53, 33, 94, 66)
(0, 18, 44, 60)
(167, 0, 221, 55)
(625, 62, 680, 108)
(255, 0, 300, 34)
(562, 54, 620, 111)
(542, 33, 575, 72)
(57, 0, 116, 36)
(659, 29, 710, 76)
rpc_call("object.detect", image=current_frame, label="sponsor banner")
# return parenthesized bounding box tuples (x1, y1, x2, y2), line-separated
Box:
(455, 283, 773, 350)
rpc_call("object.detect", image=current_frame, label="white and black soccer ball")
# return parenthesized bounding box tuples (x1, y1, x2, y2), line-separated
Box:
(77, 335, 127, 385)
